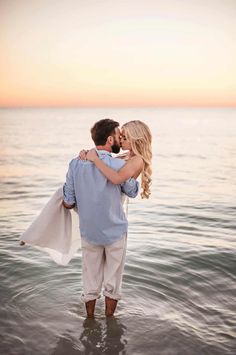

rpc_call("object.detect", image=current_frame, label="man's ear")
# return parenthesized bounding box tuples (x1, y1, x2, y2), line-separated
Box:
(107, 136, 114, 145)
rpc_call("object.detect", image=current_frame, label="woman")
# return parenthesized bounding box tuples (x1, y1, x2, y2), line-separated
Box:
(83, 120, 152, 199)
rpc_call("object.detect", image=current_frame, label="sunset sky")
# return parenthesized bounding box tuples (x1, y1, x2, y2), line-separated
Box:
(0, 0, 235, 107)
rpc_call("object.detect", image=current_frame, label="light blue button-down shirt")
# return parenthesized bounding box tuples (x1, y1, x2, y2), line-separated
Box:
(63, 150, 139, 245)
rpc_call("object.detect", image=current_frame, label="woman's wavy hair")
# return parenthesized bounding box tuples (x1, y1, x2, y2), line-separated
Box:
(122, 120, 152, 199)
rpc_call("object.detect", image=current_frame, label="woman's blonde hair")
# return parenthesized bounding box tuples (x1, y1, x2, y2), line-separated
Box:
(122, 120, 152, 199)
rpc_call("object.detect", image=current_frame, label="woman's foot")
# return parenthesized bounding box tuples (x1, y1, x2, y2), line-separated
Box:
(105, 296, 118, 317)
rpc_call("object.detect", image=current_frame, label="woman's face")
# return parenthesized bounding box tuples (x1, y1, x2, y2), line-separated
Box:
(120, 129, 132, 151)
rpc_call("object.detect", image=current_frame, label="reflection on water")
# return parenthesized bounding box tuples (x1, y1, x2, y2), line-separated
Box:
(53, 317, 127, 355)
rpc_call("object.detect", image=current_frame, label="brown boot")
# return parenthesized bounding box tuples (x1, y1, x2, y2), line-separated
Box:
(105, 296, 118, 317)
(85, 299, 96, 318)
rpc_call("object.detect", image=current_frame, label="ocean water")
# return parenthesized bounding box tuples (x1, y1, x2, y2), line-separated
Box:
(0, 107, 235, 355)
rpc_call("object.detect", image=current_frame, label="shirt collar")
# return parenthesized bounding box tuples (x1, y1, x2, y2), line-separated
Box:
(96, 149, 112, 157)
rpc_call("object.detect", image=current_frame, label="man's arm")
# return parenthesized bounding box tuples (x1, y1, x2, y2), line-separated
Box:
(120, 177, 139, 198)
(78, 151, 139, 198)
(63, 160, 76, 209)
(112, 158, 139, 198)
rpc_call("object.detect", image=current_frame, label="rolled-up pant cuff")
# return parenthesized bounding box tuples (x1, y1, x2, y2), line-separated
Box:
(103, 290, 122, 300)
(81, 293, 101, 303)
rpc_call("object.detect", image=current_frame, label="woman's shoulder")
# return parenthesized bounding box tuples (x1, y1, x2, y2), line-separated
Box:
(128, 155, 144, 169)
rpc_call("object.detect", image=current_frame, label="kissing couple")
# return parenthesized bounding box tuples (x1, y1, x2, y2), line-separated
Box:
(21, 118, 152, 318)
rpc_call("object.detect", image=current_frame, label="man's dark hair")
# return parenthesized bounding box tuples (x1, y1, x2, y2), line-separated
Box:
(90, 119, 119, 146)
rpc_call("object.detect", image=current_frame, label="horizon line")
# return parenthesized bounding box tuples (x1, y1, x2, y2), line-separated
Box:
(1, 104, 236, 109)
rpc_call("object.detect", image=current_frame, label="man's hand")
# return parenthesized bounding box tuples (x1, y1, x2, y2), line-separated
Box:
(62, 201, 75, 209)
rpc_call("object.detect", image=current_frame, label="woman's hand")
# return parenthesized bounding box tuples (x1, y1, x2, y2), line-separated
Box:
(86, 148, 99, 162)
(78, 149, 89, 160)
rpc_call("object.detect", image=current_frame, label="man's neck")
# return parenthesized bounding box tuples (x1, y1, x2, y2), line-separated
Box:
(96, 145, 112, 152)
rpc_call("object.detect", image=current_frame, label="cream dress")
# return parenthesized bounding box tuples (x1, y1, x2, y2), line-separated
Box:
(20, 188, 80, 265)
(20, 188, 128, 266)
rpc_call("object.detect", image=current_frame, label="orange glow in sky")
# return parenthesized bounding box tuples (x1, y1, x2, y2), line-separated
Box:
(0, 0, 236, 107)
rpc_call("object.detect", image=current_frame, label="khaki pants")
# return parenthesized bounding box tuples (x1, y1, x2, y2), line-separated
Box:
(81, 234, 127, 302)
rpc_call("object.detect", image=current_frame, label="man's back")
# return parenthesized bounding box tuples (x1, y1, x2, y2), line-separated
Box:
(63, 150, 138, 245)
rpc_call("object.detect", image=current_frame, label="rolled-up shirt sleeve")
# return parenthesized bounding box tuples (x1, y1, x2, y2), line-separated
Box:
(63, 160, 76, 205)
(120, 178, 139, 198)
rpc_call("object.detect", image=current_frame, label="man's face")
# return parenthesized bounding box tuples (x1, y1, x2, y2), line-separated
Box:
(111, 127, 121, 154)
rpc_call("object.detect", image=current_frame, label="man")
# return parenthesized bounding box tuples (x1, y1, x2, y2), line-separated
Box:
(63, 119, 139, 318)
